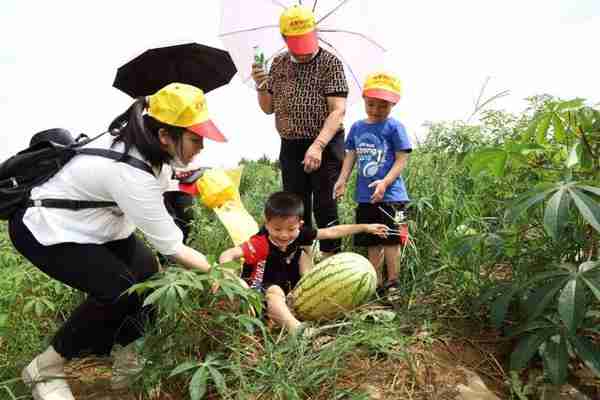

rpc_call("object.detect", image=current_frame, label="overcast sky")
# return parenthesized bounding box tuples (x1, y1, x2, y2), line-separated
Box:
(1, 0, 599, 167)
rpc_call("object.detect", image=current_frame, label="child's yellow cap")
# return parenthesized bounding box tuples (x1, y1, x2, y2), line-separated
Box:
(363, 72, 402, 104)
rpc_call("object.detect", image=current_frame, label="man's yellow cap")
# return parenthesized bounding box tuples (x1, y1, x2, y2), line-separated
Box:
(363, 72, 402, 104)
(147, 83, 226, 142)
(280, 5, 318, 55)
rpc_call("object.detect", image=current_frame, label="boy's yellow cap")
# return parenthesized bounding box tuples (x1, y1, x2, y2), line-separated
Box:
(363, 72, 402, 104)
(279, 5, 318, 55)
(147, 83, 226, 142)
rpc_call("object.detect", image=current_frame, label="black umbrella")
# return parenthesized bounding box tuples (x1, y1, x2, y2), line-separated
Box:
(113, 42, 237, 97)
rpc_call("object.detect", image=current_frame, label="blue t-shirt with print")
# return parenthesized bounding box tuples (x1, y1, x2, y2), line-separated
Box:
(345, 118, 412, 203)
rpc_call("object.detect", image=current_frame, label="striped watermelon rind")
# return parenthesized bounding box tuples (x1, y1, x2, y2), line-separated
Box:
(290, 252, 376, 321)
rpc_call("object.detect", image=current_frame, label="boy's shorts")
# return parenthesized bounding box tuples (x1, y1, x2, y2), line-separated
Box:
(354, 202, 409, 247)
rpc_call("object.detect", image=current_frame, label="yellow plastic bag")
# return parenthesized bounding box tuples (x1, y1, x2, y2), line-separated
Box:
(197, 167, 259, 247)
(196, 169, 237, 209)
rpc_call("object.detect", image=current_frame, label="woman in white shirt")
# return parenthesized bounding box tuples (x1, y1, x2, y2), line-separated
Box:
(9, 83, 226, 400)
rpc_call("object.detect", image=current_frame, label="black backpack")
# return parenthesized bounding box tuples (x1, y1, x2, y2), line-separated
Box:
(0, 129, 154, 220)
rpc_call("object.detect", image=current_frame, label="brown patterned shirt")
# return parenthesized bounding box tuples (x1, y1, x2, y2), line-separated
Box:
(267, 48, 348, 140)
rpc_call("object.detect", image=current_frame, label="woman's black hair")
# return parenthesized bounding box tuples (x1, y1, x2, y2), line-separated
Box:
(264, 191, 304, 221)
(108, 97, 186, 168)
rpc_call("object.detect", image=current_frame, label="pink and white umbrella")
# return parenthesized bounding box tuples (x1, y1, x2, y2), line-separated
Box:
(219, 0, 387, 106)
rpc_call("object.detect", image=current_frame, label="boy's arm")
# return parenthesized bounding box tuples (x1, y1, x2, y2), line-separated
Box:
(369, 151, 409, 203)
(316, 223, 388, 240)
(381, 151, 409, 186)
(218, 246, 244, 264)
(333, 150, 357, 199)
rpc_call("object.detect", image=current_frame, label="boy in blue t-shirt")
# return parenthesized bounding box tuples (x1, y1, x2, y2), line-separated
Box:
(334, 72, 412, 295)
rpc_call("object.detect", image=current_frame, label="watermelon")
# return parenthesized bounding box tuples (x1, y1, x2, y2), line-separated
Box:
(290, 252, 377, 321)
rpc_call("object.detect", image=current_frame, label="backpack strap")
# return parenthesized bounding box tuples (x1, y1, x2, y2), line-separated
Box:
(76, 148, 154, 175)
(26, 148, 155, 210)
(26, 198, 118, 209)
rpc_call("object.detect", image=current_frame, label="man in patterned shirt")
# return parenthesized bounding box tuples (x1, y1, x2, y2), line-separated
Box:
(251, 5, 349, 258)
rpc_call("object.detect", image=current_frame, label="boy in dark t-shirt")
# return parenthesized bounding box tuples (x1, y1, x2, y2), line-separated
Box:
(219, 191, 388, 336)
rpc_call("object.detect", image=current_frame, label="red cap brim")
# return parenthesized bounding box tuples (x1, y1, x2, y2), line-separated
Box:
(284, 31, 318, 55)
(188, 119, 227, 142)
(363, 89, 401, 104)
(178, 182, 199, 196)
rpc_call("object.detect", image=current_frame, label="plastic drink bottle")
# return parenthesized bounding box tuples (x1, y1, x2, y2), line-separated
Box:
(253, 46, 265, 68)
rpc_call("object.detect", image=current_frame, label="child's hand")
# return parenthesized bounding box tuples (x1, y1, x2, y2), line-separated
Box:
(333, 179, 346, 200)
(366, 223, 389, 238)
(211, 268, 242, 294)
(368, 180, 388, 203)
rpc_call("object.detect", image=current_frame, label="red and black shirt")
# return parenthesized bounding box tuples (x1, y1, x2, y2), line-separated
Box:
(240, 226, 317, 294)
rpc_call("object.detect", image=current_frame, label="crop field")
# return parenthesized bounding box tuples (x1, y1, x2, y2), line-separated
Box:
(1, 97, 599, 399)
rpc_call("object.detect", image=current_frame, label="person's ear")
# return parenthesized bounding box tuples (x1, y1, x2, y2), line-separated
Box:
(299, 219, 304, 227)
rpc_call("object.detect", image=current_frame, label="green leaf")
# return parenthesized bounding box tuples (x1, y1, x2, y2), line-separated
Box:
(505, 143, 545, 154)
(34, 302, 45, 317)
(543, 188, 571, 241)
(0, 313, 8, 337)
(142, 285, 169, 308)
(505, 319, 555, 338)
(578, 185, 600, 197)
(208, 366, 226, 395)
(189, 367, 209, 400)
(580, 260, 600, 274)
(558, 278, 587, 333)
(474, 282, 512, 311)
(468, 148, 508, 177)
(523, 277, 570, 322)
(169, 361, 200, 377)
(552, 114, 566, 142)
(506, 184, 557, 221)
(570, 335, 600, 377)
(581, 276, 600, 303)
(536, 114, 552, 144)
(525, 116, 540, 140)
(510, 329, 556, 370)
(568, 187, 600, 233)
(578, 109, 594, 131)
(23, 300, 35, 314)
(490, 284, 522, 329)
(556, 98, 585, 112)
(579, 138, 594, 170)
(540, 334, 569, 384)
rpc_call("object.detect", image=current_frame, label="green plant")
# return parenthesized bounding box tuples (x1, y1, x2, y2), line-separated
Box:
(481, 261, 600, 384)
(169, 353, 228, 400)
(471, 97, 600, 385)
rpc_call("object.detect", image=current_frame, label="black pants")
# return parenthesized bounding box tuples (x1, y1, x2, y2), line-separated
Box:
(9, 209, 158, 359)
(279, 132, 344, 253)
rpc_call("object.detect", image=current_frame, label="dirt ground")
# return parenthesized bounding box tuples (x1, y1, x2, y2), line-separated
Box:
(64, 323, 513, 400)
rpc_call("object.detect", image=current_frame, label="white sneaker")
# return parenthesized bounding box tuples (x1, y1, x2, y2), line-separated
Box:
(22, 356, 75, 400)
(110, 343, 144, 390)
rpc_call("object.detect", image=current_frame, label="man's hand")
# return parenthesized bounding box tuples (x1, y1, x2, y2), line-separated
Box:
(333, 179, 346, 200)
(365, 223, 389, 238)
(303, 143, 323, 173)
(251, 63, 269, 89)
(368, 179, 388, 203)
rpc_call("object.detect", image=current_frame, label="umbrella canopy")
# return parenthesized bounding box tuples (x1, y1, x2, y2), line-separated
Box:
(219, 0, 387, 105)
(113, 42, 237, 97)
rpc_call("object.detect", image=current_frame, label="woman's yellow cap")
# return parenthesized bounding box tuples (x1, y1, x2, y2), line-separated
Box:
(279, 5, 318, 55)
(147, 83, 226, 142)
